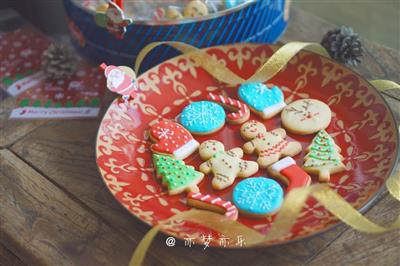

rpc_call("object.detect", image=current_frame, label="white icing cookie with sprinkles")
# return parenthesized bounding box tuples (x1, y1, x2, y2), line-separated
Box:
(187, 192, 238, 220)
(281, 99, 332, 135)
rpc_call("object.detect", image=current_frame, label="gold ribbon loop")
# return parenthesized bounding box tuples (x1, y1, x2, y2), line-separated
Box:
(130, 41, 400, 266)
(135, 41, 329, 85)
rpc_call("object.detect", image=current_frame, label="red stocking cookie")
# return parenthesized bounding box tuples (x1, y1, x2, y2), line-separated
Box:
(207, 92, 250, 124)
(187, 192, 238, 220)
(240, 120, 302, 168)
(149, 120, 199, 160)
(268, 157, 311, 192)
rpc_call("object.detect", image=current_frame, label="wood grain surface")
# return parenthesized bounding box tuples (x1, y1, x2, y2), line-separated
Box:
(0, 7, 399, 266)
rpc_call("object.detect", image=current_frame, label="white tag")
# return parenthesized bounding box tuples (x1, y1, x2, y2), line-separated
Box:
(6, 71, 46, 96)
(9, 107, 100, 119)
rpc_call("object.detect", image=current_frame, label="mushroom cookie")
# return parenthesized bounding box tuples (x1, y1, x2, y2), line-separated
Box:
(153, 154, 204, 195)
(240, 120, 302, 168)
(281, 99, 332, 135)
(233, 177, 284, 218)
(238, 83, 286, 119)
(149, 120, 199, 160)
(180, 101, 226, 135)
(303, 130, 345, 182)
(198, 140, 259, 190)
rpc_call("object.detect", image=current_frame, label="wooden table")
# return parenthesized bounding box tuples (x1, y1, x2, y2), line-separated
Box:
(1, 8, 399, 266)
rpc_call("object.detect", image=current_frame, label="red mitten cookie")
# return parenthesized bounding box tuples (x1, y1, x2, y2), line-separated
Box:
(149, 120, 199, 160)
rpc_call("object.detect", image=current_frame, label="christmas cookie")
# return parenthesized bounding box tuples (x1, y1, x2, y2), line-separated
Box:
(153, 154, 204, 195)
(268, 157, 311, 192)
(187, 192, 238, 220)
(149, 120, 199, 160)
(281, 99, 332, 135)
(240, 120, 302, 168)
(238, 83, 286, 119)
(199, 140, 259, 190)
(207, 92, 250, 125)
(183, 0, 209, 18)
(233, 177, 284, 218)
(180, 101, 226, 135)
(303, 130, 345, 182)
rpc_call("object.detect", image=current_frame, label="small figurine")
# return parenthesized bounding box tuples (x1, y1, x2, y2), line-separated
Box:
(100, 63, 137, 102)
(105, 1, 132, 39)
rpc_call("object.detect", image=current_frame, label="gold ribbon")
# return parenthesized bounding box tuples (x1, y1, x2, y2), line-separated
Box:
(130, 41, 400, 266)
(135, 41, 329, 85)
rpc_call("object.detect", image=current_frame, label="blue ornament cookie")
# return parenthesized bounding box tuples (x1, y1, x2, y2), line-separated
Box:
(180, 101, 226, 135)
(238, 83, 286, 119)
(233, 177, 284, 218)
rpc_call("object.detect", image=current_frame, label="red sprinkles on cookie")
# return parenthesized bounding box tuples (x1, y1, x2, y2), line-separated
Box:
(149, 120, 199, 160)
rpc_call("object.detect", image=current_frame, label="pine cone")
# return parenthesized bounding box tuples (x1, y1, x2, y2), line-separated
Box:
(321, 26, 364, 67)
(41, 43, 77, 80)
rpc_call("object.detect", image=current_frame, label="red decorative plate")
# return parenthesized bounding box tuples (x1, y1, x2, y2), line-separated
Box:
(96, 44, 399, 247)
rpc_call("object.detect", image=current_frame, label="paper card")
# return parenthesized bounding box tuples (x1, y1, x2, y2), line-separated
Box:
(10, 60, 105, 120)
(0, 11, 51, 95)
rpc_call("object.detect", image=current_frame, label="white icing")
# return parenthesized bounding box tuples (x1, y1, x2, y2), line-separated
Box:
(173, 139, 199, 159)
(271, 156, 296, 172)
(262, 101, 286, 116)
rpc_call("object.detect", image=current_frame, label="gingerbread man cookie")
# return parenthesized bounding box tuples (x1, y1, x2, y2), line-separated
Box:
(198, 140, 259, 190)
(240, 120, 302, 168)
(149, 120, 199, 160)
(281, 99, 332, 135)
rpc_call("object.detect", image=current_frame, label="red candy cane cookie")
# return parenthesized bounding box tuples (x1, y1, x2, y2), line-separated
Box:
(187, 192, 239, 220)
(207, 92, 250, 125)
(268, 156, 311, 192)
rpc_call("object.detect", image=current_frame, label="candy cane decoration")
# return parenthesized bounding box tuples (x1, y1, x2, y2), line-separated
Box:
(207, 92, 250, 125)
(268, 157, 311, 192)
(187, 192, 239, 220)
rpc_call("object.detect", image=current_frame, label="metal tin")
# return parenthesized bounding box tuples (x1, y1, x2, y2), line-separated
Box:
(64, 0, 289, 71)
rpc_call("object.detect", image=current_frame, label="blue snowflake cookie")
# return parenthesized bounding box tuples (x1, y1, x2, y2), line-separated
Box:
(238, 83, 286, 119)
(180, 101, 226, 135)
(233, 177, 284, 217)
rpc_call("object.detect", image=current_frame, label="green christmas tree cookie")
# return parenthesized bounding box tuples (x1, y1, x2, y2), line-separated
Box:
(152, 154, 204, 195)
(303, 130, 345, 182)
